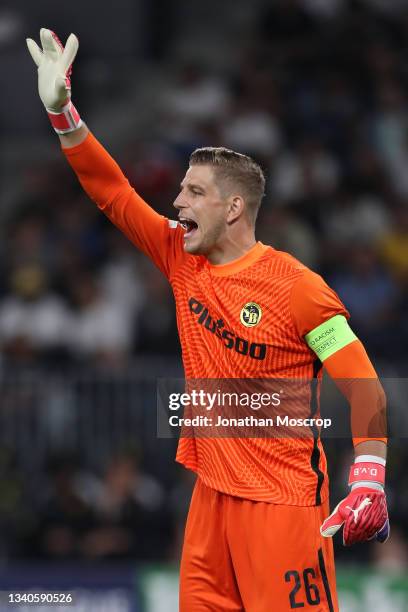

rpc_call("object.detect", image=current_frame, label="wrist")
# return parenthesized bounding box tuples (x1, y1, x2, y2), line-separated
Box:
(47, 99, 82, 134)
(349, 455, 386, 491)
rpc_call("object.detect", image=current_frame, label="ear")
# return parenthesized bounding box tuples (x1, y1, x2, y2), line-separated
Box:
(226, 196, 245, 224)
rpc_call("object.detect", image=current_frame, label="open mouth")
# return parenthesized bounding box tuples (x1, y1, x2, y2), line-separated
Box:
(179, 217, 199, 238)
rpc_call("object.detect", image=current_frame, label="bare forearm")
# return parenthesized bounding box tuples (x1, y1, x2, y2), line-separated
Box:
(354, 439, 387, 460)
(58, 123, 89, 148)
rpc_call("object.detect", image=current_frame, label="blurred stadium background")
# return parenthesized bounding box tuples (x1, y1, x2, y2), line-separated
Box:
(0, 0, 408, 610)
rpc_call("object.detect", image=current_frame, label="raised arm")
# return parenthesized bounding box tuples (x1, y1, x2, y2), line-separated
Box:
(26, 29, 185, 279)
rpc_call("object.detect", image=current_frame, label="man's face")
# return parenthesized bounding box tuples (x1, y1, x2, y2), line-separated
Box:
(173, 165, 229, 255)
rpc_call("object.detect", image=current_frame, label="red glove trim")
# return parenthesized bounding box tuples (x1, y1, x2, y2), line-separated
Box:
(47, 101, 82, 134)
(348, 462, 385, 487)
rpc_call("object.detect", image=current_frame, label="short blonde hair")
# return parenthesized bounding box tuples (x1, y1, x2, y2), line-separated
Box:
(189, 147, 265, 223)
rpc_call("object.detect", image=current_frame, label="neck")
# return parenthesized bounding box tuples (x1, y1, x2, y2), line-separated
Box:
(206, 233, 257, 265)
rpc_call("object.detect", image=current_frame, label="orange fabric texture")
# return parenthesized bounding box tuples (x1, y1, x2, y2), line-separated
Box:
(180, 478, 339, 612)
(324, 339, 376, 378)
(64, 133, 356, 506)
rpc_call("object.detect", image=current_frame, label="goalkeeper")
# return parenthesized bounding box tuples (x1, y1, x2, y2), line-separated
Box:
(26, 29, 389, 612)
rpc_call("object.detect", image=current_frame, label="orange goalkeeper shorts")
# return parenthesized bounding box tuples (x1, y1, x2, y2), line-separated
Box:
(179, 478, 338, 612)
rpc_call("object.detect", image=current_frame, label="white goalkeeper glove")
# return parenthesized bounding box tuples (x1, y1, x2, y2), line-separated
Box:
(26, 28, 82, 134)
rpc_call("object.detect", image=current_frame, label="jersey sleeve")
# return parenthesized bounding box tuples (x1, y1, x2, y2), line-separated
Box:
(62, 132, 186, 280)
(291, 270, 387, 446)
(290, 269, 350, 340)
(324, 337, 387, 446)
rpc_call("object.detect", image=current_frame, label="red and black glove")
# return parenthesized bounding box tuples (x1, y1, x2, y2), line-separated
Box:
(320, 456, 389, 546)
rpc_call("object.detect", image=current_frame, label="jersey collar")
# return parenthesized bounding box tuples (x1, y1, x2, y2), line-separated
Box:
(206, 242, 269, 277)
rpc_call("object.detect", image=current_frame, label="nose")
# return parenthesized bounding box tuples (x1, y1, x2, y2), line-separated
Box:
(173, 192, 188, 211)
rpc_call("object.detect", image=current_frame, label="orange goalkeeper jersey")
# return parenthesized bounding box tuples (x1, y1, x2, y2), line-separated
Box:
(64, 133, 349, 506)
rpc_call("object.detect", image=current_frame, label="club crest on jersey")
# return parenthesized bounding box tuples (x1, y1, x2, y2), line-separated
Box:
(188, 297, 266, 360)
(240, 302, 262, 328)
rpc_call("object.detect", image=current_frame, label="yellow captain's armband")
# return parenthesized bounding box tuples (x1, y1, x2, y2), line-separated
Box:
(304, 315, 357, 362)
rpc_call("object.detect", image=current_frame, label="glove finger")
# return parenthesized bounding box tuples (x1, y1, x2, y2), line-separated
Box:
(343, 494, 387, 545)
(26, 38, 43, 67)
(343, 516, 378, 546)
(375, 519, 390, 543)
(40, 28, 63, 59)
(61, 34, 79, 74)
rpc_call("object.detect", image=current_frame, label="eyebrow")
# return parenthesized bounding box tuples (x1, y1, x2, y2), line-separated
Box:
(180, 182, 206, 192)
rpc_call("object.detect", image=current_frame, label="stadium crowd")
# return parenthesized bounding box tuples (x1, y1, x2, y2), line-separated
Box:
(0, 0, 407, 569)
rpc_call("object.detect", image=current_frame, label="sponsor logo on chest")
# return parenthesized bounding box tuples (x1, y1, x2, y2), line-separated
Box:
(188, 297, 266, 360)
